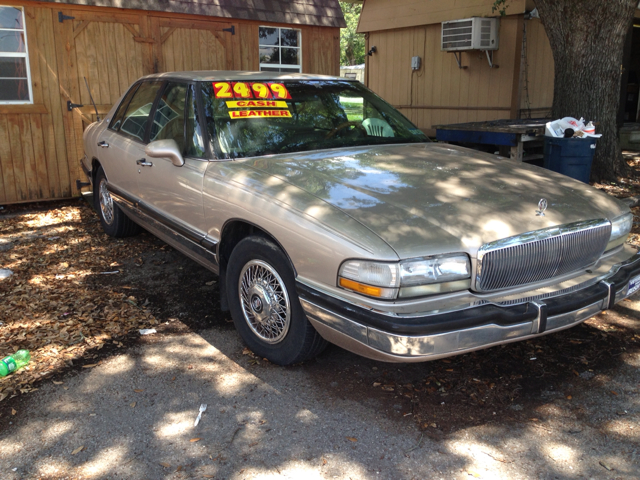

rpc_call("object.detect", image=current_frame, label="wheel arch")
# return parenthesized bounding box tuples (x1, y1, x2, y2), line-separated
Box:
(217, 219, 298, 311)
(91, 158, 102, 185)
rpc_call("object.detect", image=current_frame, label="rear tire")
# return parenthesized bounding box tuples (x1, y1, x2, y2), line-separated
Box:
(227, 236, 327, 365)
(94, 166, 140, 238)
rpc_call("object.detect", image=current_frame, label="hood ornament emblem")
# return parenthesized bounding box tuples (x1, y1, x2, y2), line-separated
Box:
(536, 198, 548, 217)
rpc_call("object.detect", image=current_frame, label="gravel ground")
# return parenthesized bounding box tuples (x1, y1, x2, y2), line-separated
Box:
(0, 199, 639, 479)
(1, 313, 639, 480)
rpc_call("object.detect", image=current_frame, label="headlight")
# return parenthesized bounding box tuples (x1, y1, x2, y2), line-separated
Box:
(338, 260, 399, 299)
(607, 212, 633, 251)
(338, 254, 471, 299)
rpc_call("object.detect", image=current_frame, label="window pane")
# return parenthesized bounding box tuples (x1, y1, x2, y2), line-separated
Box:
(0, 57, 27, 78)
(259, 47, 279, 64)
(119, 81, 162, 142)
(0, 78, 28, 101)
(110, 83, 140, 131)
(280, 29, 299, 47)
(259, 27, 278, 46)
(0, 7, 23, 30)
(185, 85, 205, 157)
(0, 31, 25, 53)
(150, 82, 187, 153)
(281, 48, 299, 65)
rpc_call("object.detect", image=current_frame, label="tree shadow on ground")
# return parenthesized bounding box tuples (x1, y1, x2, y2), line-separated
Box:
(1, 202, 639, 478)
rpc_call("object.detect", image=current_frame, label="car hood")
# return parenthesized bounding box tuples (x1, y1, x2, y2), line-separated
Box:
(242, 143, 628, 259)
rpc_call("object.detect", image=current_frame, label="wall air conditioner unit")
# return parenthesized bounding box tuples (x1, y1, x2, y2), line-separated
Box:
(441, 17, 499, 68)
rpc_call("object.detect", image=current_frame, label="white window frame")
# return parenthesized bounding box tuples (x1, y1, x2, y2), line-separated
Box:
(259, 26, 302, 73)
(0, 6, 33, 104)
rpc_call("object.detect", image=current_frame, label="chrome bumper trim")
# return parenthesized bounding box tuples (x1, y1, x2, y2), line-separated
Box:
(302, 297, 606, 362)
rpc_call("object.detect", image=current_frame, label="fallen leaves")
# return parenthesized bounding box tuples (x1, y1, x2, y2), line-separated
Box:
(11, 408, 16, 415)
(0, 204, 160, 402)
(346, 436, 357, 442)
(190, 438, 201, 442)
(130, 402, 136, 408)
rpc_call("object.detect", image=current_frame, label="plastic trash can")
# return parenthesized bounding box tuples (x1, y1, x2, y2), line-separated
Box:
(543, 136, 597, 183)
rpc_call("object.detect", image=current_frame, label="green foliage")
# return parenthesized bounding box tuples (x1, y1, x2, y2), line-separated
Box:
(491, 0, 510, 16)
(340, 2, 365, 66)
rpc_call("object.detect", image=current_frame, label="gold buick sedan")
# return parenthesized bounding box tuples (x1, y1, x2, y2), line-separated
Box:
(81, 71, 639, 365)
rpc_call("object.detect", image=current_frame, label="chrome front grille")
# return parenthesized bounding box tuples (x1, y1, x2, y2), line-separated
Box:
(475, 219, 611, 292)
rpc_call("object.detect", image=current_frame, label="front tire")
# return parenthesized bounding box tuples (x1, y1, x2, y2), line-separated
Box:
(227, 236, 327, 365)
(94, 166, 140, 238)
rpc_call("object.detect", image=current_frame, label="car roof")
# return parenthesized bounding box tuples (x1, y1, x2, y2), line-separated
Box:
(138, 71, 351, 83)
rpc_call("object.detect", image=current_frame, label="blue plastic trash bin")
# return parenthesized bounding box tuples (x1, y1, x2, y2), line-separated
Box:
(543, 136, 597, 183)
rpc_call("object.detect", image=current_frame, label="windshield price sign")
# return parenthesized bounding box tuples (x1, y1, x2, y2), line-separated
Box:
(214, 82, 292, 100)
(229, 110, 292, 119)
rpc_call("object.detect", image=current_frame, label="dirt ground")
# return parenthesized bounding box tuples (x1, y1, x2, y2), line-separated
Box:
(0, 189, 640, 478)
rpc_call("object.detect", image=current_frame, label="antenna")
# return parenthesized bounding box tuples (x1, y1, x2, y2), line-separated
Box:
(84, 77, 100, 122)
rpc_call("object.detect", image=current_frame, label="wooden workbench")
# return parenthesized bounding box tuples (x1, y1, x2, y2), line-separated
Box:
(434, 119, 547, 162)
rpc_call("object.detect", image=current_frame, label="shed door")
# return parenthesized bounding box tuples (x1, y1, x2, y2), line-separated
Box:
(55, 9, 152, 181)
(152, 17, 240, 72)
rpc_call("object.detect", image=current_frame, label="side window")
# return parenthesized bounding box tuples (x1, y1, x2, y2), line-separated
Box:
(109, 83, 140, 131)
(150, 82, 187, 152)
(338, 93, 363, 122)
(185, 85, 205, 157)
(119, 81, 163, 142)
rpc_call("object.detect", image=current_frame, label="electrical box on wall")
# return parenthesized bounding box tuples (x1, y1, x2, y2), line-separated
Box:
(411, 56, 421, 70)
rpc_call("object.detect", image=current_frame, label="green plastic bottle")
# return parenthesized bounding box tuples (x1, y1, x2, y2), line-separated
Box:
(0, 350, 31, 377)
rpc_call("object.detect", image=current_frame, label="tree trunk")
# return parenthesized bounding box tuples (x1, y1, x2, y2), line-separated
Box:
(534, 0, 637, 182)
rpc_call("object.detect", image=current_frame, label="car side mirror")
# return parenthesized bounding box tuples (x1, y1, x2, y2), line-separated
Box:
(145, 139, 185, 167)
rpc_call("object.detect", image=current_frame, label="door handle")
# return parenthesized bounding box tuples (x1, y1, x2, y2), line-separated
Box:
(136, 158, 153, 167)
(97, 141, 109, 148)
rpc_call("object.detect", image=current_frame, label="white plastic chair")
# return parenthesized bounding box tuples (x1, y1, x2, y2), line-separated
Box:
(362, 118, 395, 137)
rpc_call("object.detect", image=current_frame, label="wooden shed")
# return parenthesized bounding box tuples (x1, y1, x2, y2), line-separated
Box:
(0, 0, 345, 205)
(356, 0, 554, 136)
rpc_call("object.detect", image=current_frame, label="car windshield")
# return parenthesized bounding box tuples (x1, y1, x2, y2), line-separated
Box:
(200, 80, 429, 159)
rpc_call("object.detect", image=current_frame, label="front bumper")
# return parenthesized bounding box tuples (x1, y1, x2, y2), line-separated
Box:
(298, 250, 640, 363)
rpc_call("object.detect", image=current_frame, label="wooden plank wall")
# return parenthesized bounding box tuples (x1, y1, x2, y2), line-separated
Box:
(367, 16, 522, 135)
(0, 1, 339, 205)
(519, 18, 554, 118)
(0, 7, 68, 203)
(357, 0, 528, 33)
(302, 26, 340, 76)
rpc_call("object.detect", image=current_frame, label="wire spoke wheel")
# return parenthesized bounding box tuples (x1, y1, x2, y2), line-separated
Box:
(99, 179, 114, 225)
(239, 259, 291, 344)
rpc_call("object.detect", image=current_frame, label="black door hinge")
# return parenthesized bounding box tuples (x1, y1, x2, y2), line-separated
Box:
(67, 100, 84, 111)
(222, 26, 235, 35)
(58, 12, 76, 23)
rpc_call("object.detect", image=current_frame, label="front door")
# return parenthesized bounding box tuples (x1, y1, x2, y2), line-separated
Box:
(136, 82, 207, 236)
(97, 81, 163, 196)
